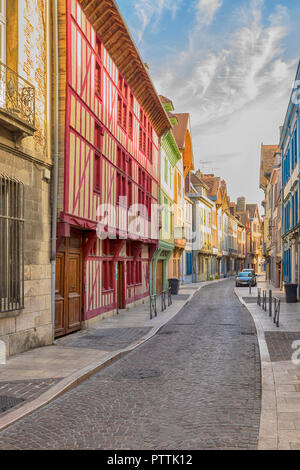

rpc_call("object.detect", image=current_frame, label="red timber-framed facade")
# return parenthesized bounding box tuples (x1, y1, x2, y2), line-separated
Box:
(55, 0, 171, 337)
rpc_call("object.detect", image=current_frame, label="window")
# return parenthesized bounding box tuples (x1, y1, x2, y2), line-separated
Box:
(128, 112, 133, 140)
(124, 83, 128, 100)
(0, 175, 24, 313)
(122, 103, 127, 130)
(117, 148, 126, 171)
(95, 123, 102, 149)
(164, 157, 168, 183)
(127, 157, 132, 177)
(118, 74, 123, 92)
(117, 173, 126, 204)
(96, 37, 101, 58)
(128, 181, 132, 208)
(117, 96, 122, 126)
(102, 239, 111, 256)
(95, 62, 101, 97)
(136, 261, 142, 285)
(139, 126, 143, 150)
(94, 154, 101, 193)
(102, 261, 113, 291)
(117, 74, 131, 133)
(147, 138, 152, 162)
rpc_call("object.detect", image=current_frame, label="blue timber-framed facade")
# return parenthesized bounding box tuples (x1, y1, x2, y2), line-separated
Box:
(280, 61, 300, 294)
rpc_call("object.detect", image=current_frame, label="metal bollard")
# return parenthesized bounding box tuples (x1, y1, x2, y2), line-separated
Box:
(257, 288, 261, 306)
(273, 297, 281, 328)
(262, 290, 267, 312)
(269, 290, 272, 317)
(150, 295, 157, 319)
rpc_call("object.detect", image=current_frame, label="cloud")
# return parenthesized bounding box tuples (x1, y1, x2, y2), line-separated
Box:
(150, 0, 296, 203)
(196, 0, 223, 28)
(132, 0, 182, 42)
(155, 0, 294, 129)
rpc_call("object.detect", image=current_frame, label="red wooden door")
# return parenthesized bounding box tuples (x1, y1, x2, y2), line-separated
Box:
(55, 235, 82, 337)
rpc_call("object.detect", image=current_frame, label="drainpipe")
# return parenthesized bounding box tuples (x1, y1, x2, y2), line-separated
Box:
(51, 0, 59, 343)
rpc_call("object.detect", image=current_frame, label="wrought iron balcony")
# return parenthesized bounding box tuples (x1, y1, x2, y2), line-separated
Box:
(0, 62, 35, 137)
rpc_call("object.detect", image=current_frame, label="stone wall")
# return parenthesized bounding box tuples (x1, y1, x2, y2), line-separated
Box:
(0, 144, 52, 357)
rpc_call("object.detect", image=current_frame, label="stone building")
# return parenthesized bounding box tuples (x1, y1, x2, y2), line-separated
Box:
(259, 144, 280, 281)
(0, 0, 52, 358)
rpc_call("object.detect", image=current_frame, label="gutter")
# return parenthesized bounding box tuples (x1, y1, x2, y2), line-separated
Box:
(50, 0, 59, 343)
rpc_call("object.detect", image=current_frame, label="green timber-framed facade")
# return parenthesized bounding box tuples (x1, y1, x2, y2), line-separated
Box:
(151, 97, 182, 295)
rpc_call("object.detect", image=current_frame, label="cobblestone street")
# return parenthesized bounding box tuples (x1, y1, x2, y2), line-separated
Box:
(0, 280, 261, 450)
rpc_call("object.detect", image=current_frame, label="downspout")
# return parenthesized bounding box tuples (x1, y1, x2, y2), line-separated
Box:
(51, 0, 59, 343)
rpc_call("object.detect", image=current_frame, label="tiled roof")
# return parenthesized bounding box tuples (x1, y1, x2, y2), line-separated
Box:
(236, 211, 249, 227)
(169, 113, 190, 149)
(191, 172, 209, 191)
(159, 95, 173, 105)
(260, 144, 280, 189)
(196, 171, 220, 198)
(246, 204, 257, 219)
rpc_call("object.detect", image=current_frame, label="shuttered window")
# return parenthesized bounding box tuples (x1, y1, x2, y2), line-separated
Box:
(0, 175, 24, 313)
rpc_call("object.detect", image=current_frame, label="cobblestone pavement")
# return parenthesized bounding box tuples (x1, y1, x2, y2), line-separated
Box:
(0, 280, 261, 450)
(57, 327, 152, 351)
(265, 332, 300, 362)
(0, 379, 61, 416)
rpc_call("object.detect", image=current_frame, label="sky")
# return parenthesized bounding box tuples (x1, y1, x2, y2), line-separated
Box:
(116, 0, 300, 208)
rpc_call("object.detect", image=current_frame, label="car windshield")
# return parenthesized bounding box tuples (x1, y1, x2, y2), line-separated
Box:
(238, 273, 251, 277)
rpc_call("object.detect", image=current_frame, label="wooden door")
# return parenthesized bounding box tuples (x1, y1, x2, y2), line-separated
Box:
(55, 234, 82, 338)
(156, 260, 163, 294)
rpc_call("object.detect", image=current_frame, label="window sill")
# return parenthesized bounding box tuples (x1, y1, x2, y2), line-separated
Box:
(0, 306, 24, 319)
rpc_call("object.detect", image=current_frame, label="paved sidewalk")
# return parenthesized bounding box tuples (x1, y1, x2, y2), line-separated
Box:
(0, 279, 225, 431)
(235, 277, 300, 450)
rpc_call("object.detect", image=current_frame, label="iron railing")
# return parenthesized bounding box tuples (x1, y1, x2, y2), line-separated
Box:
(0, 175, 24, 313)
(0, 62, 35, 128)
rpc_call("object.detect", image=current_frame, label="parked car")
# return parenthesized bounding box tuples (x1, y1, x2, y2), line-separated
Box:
(242, 268, 255, 276)
(235, 271, 256, 287)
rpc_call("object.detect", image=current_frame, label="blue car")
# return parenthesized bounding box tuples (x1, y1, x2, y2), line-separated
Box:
(235, 271, 256, 287)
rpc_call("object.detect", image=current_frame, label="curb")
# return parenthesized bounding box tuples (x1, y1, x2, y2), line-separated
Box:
(234, 288, 278, 450)
(0, 278, 228, 432)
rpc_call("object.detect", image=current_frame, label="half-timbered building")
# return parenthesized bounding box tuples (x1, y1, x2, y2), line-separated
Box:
(55, 0, 171, 336)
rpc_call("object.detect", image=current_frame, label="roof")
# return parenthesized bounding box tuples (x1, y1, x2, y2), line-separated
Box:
(200, 174, 220, 199)
(246, 204, 258, 219)
(236, 211, 249, 227)
(169, 113, 190, 149)
(79, 0, 171, 137)
(191, 172, 209, 191)
(260, 144, 280, 189)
